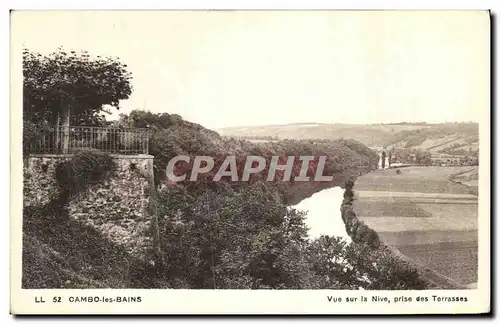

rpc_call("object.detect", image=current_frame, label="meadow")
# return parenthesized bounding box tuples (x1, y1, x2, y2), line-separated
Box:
(353, 166, 478, 286)
(396, 241, 478, 286)
(354, 166, 476, 194)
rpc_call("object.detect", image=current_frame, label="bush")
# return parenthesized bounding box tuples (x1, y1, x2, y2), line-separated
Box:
(307, 235, 427, 290)
(55, 150, 116, 195)
(341, 180, 381, 248)
(343, 243, 427, 290)
(156, 184, 314, 289)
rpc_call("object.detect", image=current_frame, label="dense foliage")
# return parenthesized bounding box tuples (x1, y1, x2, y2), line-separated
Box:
(119, 110, 378, 198)
(24, 108, 428, 290)
(153, 183, 427, 289)
(55, 150, 117, 196)
(115, 110, 427, 289)
(23, 48, 132, 126)
(341, 180, 380, 248)
(393, 148, 432, 165)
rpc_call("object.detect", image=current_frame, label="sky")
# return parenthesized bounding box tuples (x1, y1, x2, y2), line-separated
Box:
(12, 10, 489, 129)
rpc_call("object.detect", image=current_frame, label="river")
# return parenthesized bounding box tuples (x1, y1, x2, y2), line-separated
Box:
(293, 186, 352, 243)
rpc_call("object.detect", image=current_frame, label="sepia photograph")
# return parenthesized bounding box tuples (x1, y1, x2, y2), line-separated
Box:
(10, 9, 491, 315)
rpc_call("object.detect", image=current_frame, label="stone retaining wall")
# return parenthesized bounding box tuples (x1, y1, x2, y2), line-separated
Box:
(23, 154, 155, 260)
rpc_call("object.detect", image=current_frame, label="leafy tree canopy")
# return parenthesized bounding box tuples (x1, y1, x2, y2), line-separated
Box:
(23, 47, 133, 126)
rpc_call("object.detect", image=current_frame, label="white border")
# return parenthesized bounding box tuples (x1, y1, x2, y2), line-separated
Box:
(5, 1, 497, 322)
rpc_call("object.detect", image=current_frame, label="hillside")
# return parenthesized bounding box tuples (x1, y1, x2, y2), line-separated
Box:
(383, 123, 479, 154)
(118, 111, 379, 202)
(23, 208, 165, 289)
(23, 111, 430, 290)
(218, 122, 479, 154)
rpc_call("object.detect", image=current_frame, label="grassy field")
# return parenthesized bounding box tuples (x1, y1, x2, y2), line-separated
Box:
(377, 230, 477, 246)
(354, 199, 432, 218)
(354, 166, 478, 286)
(355, 167, 476, 194)
(396, 241, 478, 285)
(356, 203, 477, 233)
(449, 167, 479, 195)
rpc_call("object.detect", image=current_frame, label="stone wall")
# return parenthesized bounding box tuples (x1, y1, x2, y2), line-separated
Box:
(23, 155, 68, 208)
(23, 154, 156, 260)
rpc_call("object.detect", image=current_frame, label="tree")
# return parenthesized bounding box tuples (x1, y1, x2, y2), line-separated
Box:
(23, 47, 133, 126)
(414, 149, 431, 165)
(305, 236, 357, 289)
(157, 184, 316, 289)
(342, 243, 427, 290)
(306, 235, 427, 290)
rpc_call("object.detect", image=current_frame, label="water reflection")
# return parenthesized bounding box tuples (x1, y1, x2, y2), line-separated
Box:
(293, 186, 352, 243)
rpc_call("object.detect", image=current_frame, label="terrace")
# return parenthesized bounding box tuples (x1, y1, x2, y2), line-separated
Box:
(26, 125, 150, 155)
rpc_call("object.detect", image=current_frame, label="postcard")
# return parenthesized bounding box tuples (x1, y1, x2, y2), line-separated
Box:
(10, 10, 491, 315)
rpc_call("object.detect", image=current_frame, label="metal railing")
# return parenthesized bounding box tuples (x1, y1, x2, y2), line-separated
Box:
(26, 125, 150, 155)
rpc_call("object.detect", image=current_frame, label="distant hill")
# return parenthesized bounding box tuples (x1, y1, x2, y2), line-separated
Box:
(383, 123, 479, 155)
(218, 122, 479, 154)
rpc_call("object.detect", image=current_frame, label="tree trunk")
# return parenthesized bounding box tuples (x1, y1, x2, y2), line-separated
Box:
(55, 111, 61, 153)
(61, 101, 71, 154)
